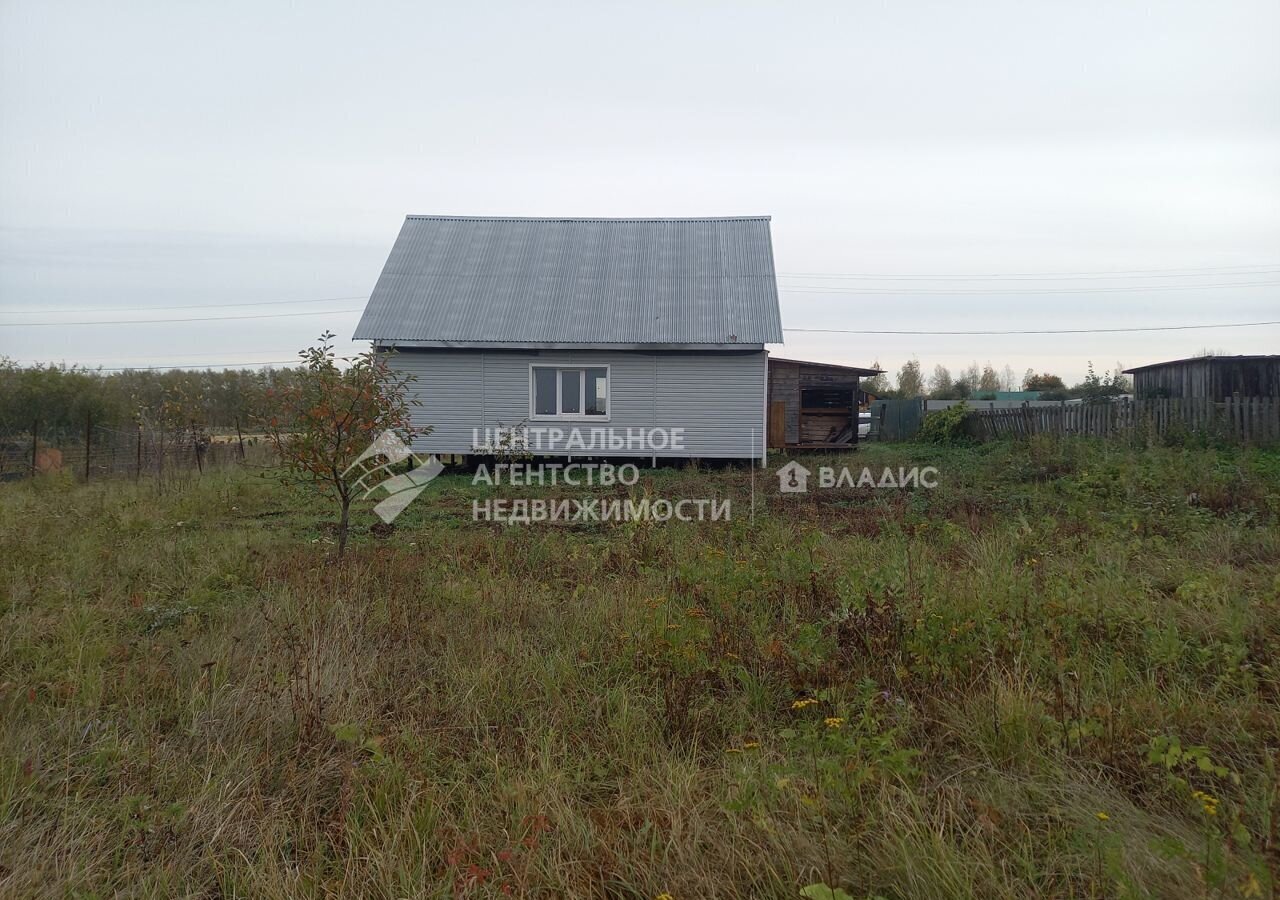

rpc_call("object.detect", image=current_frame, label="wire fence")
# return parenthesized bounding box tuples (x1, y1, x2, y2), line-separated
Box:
(0, 416, 276, 483)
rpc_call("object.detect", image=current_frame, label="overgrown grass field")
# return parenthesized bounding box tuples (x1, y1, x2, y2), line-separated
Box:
(2, 440, 1278, 898)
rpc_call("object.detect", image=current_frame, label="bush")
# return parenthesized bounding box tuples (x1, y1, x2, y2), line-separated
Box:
(917, 402, 976, 445)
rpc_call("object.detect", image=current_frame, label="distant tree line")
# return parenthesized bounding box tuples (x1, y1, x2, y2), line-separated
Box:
(861, 359, 1131, 402)
(0, 351, 1136, 442)
(0, 358, 306, 439)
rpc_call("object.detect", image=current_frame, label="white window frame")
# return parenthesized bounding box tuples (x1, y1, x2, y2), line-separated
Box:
(529, 364, 611, 421)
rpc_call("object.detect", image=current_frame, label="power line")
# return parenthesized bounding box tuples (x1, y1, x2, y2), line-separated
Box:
(780, 271, 1280, 282)
(0, 308, 365, 327)
(0, 295, 369, 314)
(86, 360, 300, 372)
(7, 360, 300, 371)
(13, 320, 1275, 364)
(784, 320, 1280, 336)
(11, 348, 302, 363)
(777, 263, 1280, 280)
(781, 271, 1280, 282)
(1, 262, 1272, 320)
(780, 280, 1280, 296)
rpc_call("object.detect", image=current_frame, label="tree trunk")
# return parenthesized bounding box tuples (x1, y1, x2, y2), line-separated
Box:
(337, 497, 351, 559)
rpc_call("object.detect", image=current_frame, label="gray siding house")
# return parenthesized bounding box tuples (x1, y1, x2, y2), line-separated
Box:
(353, 216, 784, 461)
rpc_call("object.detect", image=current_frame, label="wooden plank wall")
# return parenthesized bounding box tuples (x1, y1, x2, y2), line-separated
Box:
(1133, 358, 1280, 401)
(767, 362, 801, 446)
(768, 401, 786, 448)
(973, 397, 1280, 445)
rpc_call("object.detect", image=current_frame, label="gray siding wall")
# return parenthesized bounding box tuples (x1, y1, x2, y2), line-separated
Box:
(388, 348, 767, 459)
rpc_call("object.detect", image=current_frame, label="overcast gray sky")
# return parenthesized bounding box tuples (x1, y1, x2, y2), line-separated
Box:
(2, 0, 1277, 385)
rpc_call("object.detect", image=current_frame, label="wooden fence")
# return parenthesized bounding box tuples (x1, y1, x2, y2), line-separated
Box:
(972, 397, 1280, 445)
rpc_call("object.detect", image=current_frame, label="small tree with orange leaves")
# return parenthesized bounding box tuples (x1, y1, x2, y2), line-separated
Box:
(262, 332, 421, 558)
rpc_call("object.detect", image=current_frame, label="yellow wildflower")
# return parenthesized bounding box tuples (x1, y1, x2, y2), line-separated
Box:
(791, 698, 819, 710)
(655, 894, 675, 900)
(743, 741, 760, 749)
(1095, 812, 1109, 821)
(1191, 790, 1220, 816)
(824, 717, 845, 730)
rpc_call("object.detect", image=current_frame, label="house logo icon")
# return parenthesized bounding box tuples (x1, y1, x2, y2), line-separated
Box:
(776, 460, 811, 493)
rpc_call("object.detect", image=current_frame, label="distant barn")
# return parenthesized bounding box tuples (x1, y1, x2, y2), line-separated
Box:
(1123, 355, 1280, 400)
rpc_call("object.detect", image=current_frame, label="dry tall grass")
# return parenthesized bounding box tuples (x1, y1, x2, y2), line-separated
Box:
(1, 440, 1277, 898)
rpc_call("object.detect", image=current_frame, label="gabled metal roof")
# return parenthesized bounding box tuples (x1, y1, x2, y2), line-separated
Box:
(353, 216, 783, 346)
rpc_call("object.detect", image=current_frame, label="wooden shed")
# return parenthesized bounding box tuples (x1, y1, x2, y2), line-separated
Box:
(1123, 355, 1280, 401)
(767, 357, 882, 449)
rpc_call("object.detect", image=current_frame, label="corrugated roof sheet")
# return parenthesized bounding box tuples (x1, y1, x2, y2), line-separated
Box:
(353, 216, 783, 345)
(769, 357, 883, 376)
(1123, 354, 1280, 373)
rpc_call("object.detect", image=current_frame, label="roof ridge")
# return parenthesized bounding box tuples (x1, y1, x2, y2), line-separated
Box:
(404, 215, 771, 223)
